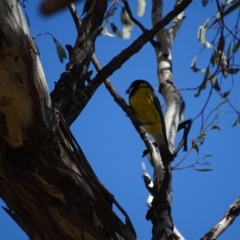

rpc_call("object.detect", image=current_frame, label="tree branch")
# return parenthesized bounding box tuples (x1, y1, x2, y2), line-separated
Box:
(201, 197, 240, 240)
(51, 0, 108, 126)
(147, 0, 188, 239)
(169, 0, 185, 41)
(151, 0, 163, 27)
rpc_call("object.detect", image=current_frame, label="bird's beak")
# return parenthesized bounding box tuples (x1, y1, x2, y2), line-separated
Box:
(125, 87, 131, 94)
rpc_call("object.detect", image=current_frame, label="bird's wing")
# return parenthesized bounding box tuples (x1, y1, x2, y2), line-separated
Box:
(152, 93, 169, 147)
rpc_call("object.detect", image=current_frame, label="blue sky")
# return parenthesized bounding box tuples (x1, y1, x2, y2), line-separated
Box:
(1, 1, 240, 239)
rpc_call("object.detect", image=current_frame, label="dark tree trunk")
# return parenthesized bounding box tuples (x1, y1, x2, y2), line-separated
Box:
(0, 1, 136, 239)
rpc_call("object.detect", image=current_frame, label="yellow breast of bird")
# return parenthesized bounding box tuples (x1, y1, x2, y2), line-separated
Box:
(129, 88, 162, 137)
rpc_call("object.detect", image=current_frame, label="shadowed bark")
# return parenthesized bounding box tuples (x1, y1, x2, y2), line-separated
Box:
(0, 1, 136, 239)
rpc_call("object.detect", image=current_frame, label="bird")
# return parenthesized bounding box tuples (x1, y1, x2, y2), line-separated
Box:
(126, 80, 173, 163)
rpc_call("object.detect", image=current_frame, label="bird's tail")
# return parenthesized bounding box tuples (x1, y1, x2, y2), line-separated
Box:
(159, 144, 173, 164)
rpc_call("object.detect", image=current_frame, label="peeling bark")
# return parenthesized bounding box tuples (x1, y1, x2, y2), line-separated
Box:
(0, 1, 135, 239)
(148, 0, 187, 239)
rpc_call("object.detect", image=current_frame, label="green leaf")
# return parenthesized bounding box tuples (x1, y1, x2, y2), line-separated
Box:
(110, 22, 117, 32)
(226, 42, 232, 66)
(212, 76, 221, 91)
(198, 133, 207, 140)
(197, 19, 212, 48)
(101, 24, 116, 37)
(104, 7, 117, 20)
(195, 67, 210, 97)
(209, 1, 240, 28)
(120, 7, 134, 39)
(192, 140, 199, 154)
(194, 168, 213, 172)
(216, 1, 240, 20)
(190, 56, 206, 73)
(232, 116, 240, 127)
(53, 37, 67, 63)
(110, 22, 123, 38)
(202, 18, 210, 28)
(122, 28, 131, 39)
(221, 99, 228, 104)
(137, 0, 146, 17)
(101, 24, 108, 35)
(211, 125, 221, 131)
(203, 154, 213, 159)
(228, 68, 240, 74)
(222, 69, 228, 78)
(214, 113, 220, 120)
(190, 56, 197, 69)
(121, 7, 134, 30)
(232, 41, 240, 53)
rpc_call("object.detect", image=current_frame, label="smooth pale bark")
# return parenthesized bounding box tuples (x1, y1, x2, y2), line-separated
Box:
(149, 0, 186, 239)
(152, 0, 185, 152)
(201, 197, 240, 240)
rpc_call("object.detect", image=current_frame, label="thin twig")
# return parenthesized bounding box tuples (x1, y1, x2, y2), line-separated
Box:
(192, 81, 213, 123)
(68, 3, 81, 30)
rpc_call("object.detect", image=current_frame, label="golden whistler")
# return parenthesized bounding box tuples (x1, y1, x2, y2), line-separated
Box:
(126, 80, 173, 162)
